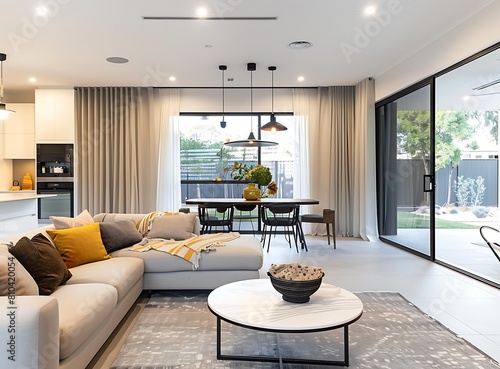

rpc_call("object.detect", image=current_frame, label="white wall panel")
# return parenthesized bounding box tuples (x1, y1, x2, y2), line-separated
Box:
(375, 1, 500, 101)
(180, 88, 293, 113)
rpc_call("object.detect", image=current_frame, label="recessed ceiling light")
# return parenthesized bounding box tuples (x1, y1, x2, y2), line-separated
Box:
(297, 76, 305, 82)
(29, 77, 36, 83)
(106, 57, 129, 64)
(169, 76, 176, 82)
(462, 95, 470, 101)
(197, 7, 208, 17)
(288, 41, 312, 49)
(364, 6, 376, 15)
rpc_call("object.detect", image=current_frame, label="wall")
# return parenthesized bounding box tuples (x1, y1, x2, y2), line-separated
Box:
(179, 88, 293, 113)
(0, 120, 13, 190)
(13, 160, 36, 191)
(375, 1, 500, 101)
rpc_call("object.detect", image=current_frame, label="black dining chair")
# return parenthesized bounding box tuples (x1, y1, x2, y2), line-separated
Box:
(197, 203, 234, 234)
(260, 203, 302, 253)
(232, 204, 258, 235)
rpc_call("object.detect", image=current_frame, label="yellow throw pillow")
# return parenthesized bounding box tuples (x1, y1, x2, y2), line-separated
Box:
(46, 222, 111, 268)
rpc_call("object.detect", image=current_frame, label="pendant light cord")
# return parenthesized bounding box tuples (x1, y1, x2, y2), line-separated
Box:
(250, 68, 253, 131)
(0, 57, 4, 103)
(221, 68, 225, 121)
(271, 69, 274, 115)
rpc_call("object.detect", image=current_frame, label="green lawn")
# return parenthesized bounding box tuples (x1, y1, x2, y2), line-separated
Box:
(397, 212, 480, 229)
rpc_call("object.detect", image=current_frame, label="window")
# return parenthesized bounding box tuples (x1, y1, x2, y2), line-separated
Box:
(179, 113, 295, 202)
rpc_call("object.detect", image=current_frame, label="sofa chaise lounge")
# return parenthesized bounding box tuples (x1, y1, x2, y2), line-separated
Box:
(0, 211, 263, 369)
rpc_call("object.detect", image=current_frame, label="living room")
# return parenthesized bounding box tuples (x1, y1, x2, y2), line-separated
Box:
(1, 1, 500, 368)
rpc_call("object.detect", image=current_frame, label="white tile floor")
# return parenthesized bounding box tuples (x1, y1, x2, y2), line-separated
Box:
(89, 234, 500, 368)
(259, 235, 500, 363)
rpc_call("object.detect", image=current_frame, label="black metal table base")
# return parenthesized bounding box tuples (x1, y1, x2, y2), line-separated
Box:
(215, 317, 350, 367)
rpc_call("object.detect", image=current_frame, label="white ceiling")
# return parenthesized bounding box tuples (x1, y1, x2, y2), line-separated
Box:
(0, 0, 496, 94)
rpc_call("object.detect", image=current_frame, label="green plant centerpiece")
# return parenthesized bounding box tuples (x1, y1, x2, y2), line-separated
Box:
(231, 162, 278, 199)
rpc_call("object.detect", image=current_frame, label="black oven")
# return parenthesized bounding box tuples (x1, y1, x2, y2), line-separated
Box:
(37, 182, 74, 222)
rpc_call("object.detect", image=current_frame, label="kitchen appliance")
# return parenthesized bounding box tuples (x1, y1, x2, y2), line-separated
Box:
(37, 182, 74, 222)
(10, 180, 20, 191)
(36, 144, 75, 221)
(36, 143, 74, 179)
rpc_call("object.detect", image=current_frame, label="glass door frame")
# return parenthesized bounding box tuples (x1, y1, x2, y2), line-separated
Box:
(376, 78, 436, 261)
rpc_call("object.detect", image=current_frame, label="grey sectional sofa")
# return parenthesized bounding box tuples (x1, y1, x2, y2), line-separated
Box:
(0, 212, 263, 369)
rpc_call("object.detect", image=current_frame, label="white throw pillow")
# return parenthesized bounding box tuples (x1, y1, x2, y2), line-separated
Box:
(0, 245, 39, 296)
(50, 209, 94, 229)
(147, 213, 197, 241)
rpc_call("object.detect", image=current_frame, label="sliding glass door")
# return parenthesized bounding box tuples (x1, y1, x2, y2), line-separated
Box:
(434, 48, 500, 285)
(376, 42, 500, 287)
(377, 84, 433, 257)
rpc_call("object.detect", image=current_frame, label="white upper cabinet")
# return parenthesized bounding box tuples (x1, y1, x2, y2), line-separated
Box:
(35, 89, 75, 143)
(3, 103, 35, 159)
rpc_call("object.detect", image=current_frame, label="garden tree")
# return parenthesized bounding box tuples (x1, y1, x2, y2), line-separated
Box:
(435, 111, 477, 205)
(397, 110, 476, 205)
(397, 110, 432, 174)
(467, 110, 499, 144)
(180, 134, 234, 179)
(215, 146, 234, 179)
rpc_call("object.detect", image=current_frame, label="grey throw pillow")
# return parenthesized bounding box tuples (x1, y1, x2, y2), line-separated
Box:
(99, 220, 143, 253)
(147, 213, 197, 241)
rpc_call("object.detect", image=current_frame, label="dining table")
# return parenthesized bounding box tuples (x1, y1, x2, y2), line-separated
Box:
(185, 198, 319, 206)
(185, 198, 319, 250)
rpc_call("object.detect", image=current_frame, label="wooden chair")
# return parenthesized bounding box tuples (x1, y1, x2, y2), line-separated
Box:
(197, 203, 234, 234)
(479, 226, 500, 262)
(300, 209, 336, 248)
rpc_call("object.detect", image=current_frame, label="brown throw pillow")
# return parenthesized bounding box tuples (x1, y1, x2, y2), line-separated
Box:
(99, 220, 143, 253)
(9, 234, 72, 295)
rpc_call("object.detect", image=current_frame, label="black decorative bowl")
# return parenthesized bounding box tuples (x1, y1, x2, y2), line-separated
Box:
(268, 272, 324, 303)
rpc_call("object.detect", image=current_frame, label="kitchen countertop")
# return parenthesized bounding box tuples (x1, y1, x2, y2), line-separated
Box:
(0, 190, 37, 193)
(0, 193, 56, 203)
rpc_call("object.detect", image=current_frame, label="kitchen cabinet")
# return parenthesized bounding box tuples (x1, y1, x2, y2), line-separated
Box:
(35, 89, 75, 143)
(2, 103, 35, 159)
(0, 193, 50, 238)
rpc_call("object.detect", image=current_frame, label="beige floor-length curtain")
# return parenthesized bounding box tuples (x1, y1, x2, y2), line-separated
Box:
(156, 88, 181, 211)
(354, 78, 378, 241)
(75, 87, 160, 215)
(293, 80, 377, 239)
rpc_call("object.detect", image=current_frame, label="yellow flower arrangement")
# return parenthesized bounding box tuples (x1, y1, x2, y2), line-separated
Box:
(231, 162, 278, 198)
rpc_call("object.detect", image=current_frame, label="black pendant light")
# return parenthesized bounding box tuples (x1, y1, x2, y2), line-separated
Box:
(261, 66, 287, 132)
(0, 53, 15, 121)
(224, 63, 278, 147)
(219, 65, 227, 128)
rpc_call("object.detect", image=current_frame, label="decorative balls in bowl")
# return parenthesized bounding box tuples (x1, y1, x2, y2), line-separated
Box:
(268, 263, 324, 303)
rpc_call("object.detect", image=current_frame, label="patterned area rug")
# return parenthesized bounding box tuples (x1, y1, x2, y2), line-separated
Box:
(111, 291, 500, 369)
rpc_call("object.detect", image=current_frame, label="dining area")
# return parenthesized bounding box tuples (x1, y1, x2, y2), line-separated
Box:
(185, 197, 335, 252)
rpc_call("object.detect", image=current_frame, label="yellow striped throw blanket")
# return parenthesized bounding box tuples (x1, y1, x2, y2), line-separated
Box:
(136, 211, 171, 236)
(130, 232, 240, 269)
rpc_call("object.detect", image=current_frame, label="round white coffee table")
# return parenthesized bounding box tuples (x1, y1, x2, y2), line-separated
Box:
(207, 278, 363, 367)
